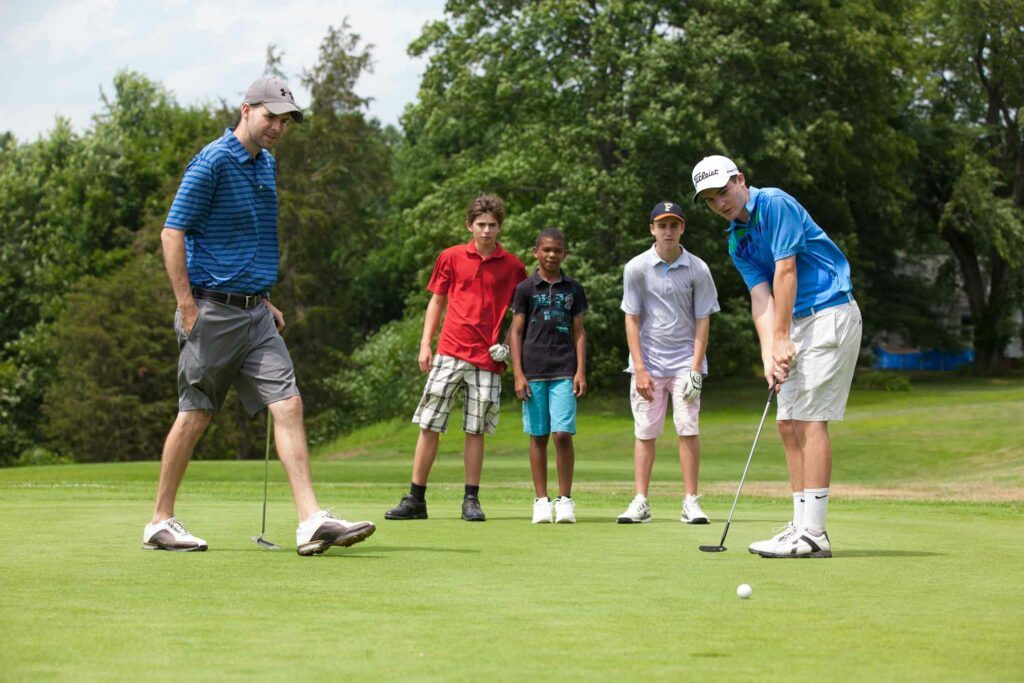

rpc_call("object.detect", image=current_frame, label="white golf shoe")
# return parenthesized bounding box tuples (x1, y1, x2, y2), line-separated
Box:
(296, 510, 376, 557)
(142, 517, 208, 552)
(554, 496, 576, 524)
(616, 494, 651, 524)
(532, 497, 553, 524)
(748, 522, 799, 555)
(681, 494, 709, 524)
(750, 525, 832, 558)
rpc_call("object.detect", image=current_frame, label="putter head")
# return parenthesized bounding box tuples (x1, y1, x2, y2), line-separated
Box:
(253, 535, 282, 551)
(698, 544, 727, 553)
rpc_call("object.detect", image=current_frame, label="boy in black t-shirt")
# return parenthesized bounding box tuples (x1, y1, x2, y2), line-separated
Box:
(509, 228, 588, 524)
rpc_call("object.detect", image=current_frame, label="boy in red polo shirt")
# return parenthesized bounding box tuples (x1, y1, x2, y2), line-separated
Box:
(386, 195, 527, 522)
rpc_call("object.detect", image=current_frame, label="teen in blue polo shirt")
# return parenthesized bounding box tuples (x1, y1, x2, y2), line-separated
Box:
(693, 155, 863, 559)
(143, 77, 375, 557)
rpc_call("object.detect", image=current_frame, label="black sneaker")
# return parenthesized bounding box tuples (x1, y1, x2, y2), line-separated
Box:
(385, 494, 428, 520)
(461, 495, 486, 522)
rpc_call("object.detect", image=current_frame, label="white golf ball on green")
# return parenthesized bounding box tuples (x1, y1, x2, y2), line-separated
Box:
(736, 583, 752, 599)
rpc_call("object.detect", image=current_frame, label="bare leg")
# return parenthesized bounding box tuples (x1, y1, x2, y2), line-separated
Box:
(464, 433, 484, 486)
(152, 410, 212, 523)
(529, 434, 549, 497)
(777, 419, 805, 492)
(268, 396, 319, 521)
(793, 420, 832, 488)
(678, 435, 700, 496)
(552, 432, 575, 498)
(633, 438, 656, 497)
(411, 429, 441, 486)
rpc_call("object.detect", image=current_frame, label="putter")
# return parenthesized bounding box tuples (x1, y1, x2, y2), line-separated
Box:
(699, 381, 777, 553)
(252, 411, 282, 550)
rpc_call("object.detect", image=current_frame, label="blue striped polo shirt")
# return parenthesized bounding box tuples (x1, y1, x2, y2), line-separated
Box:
(165, 129, 279, 293)
(727, 186, 852, 313)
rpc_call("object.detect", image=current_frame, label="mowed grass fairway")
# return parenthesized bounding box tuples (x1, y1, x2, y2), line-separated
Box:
(2, 376, 1022, 681)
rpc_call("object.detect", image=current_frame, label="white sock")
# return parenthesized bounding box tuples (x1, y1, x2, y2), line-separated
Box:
(793, 491, 805, 527)
(535, 496, 549, 503)
(790, 491, 806, 528)
(804, 488, 829, 534)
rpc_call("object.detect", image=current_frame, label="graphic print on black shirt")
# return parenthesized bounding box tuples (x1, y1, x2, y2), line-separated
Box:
(511, 272, 588, 380)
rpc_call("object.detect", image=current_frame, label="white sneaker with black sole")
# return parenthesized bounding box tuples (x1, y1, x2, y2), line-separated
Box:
(532, 497, 553, 524)
(554, 496, 576, 524)
(752, 526, 832, 558)
(142, 517, 208, 552)
(616, 494, 651, 524)
(296, 510, 376, 557)
(681, 494, 709, 524)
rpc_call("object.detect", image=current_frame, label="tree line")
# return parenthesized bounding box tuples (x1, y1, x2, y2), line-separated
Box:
(1, 1, 1021, 466)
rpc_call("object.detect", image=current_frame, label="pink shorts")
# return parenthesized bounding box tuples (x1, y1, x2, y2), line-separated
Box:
(629, 374, 701, 439)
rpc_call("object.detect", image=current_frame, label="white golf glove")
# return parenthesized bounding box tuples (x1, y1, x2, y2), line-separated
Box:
(681, 370, 703, 402)
(489, 343, 510, 363)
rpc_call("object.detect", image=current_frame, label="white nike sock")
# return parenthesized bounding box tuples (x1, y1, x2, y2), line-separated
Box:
(804, 487, 829, 534)
(792, 491, 805, 527)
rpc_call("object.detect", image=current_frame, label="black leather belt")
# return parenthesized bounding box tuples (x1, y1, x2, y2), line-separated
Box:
(191, 287, 266, 309)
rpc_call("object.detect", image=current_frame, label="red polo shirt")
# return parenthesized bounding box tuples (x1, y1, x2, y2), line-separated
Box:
(428, 241, 527, 373)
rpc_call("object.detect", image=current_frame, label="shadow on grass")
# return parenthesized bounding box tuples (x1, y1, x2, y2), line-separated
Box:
(834, 550, 945, 558)
(217, 544, 482, 557)
(347, 545, 481, 555)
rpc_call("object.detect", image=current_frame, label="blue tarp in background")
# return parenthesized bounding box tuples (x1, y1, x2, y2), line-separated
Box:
(873, 347, 975, 371)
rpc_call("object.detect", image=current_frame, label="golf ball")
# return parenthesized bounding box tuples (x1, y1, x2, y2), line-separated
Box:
(736, 583, 752, 599)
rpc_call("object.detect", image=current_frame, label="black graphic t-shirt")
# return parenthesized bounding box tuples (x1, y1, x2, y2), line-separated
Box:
(511, 271, 588, 380)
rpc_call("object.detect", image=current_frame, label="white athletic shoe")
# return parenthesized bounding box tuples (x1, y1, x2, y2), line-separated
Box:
(748, 522, 799, 556)
(142, 517, 208, 552)
(532, 497, 553, 524)
(751, 525, 832, 558)
(554, 496, 576, 524)
(616, 494, 651, 524)
(296, 510, 376, 557)
(681, 494, 709, 524)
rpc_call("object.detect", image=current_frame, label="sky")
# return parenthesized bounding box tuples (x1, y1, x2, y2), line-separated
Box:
(0, 0, 448, 143)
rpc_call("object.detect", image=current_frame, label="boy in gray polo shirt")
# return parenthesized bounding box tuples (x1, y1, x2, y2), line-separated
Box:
(617, 201, 720, 524)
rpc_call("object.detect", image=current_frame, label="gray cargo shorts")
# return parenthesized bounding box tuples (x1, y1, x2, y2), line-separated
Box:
(174, 298, 300, 415)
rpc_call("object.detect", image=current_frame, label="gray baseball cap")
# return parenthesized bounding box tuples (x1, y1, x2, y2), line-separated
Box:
(244, 77, 303, 122)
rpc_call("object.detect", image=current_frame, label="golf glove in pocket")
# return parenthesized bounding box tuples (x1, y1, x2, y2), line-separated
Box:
(681, 370, 702, 402)
(489, 343, 510, 363)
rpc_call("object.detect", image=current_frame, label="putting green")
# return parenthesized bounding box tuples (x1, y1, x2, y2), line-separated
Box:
(1, 375, 1021, 680)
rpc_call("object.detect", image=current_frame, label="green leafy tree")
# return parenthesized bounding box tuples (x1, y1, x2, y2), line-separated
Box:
(911, 0, 1024, 372)
(258, 22, 397, 439)
(42, 255, 250, 461)
(0, 72, 224, 463)
(358, 0, 922, 409)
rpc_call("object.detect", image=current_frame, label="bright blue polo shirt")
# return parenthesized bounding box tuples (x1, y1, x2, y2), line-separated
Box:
(727, 186, 852, 314)
(165, 129, 279, 294)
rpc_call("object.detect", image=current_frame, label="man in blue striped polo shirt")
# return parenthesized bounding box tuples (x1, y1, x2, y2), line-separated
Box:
(143, 77, 375, 557)
(693, 155, 863, 559)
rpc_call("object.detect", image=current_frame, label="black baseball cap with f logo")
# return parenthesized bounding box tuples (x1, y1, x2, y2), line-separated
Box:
(650, 201, 685, 222)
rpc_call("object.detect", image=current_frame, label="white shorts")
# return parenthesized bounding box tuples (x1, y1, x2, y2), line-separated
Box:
(629, 374, 701, 439)
(777, 302, 862, 422)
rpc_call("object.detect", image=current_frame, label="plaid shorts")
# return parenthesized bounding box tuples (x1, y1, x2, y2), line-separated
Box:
(412, 355, 502, 434)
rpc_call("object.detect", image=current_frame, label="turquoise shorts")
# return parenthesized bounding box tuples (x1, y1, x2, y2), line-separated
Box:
(522, 379, 576, 436)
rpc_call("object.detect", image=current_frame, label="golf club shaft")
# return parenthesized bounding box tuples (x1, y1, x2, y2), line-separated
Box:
(261, 411, 272, 536)
(715, 382, 776, 547)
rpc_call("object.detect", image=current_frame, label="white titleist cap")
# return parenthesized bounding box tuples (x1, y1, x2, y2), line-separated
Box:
(691, 155, 739, 202)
